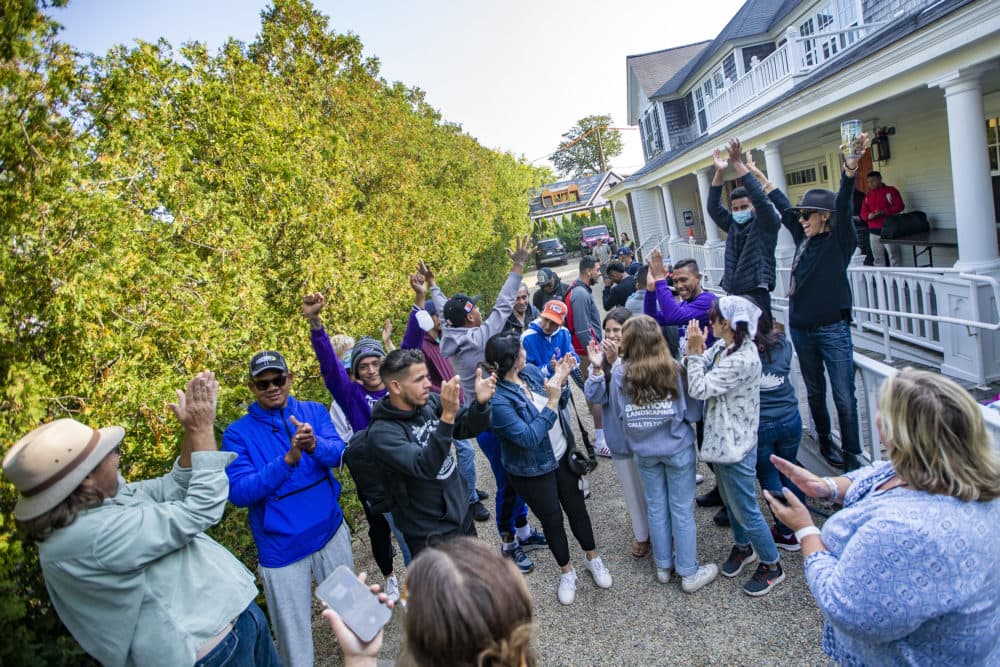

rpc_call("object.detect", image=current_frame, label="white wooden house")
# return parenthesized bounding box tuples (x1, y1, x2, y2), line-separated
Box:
(606, 0, 1000, 387)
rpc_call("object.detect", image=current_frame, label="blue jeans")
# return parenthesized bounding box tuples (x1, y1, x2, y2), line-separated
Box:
(756, 412, 805, 536)
(634, 446, 699, 576)
(455, 438, 479, 505)
(383, 511, 412, 566)
(790, 320, 861, 456)
(477, 429, 529, 537)
(713, 446, 780, 565)
(195, 602, 281, 667)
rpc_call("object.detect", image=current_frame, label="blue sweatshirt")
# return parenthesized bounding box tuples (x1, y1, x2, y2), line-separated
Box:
(520, 319, 578, 379)
(222, 395, 345, 568)
(758, 335, 799, 425)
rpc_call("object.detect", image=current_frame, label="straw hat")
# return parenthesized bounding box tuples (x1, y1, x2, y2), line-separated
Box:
(3, 418, 124, 520)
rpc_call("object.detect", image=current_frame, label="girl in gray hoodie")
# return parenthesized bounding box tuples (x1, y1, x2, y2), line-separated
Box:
(597, 315, 718, 594)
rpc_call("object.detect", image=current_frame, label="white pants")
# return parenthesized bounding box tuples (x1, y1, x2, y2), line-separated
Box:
(259, 521, 353, 667)
(869, 232, 900, 267)
(612, 456, 650, 542)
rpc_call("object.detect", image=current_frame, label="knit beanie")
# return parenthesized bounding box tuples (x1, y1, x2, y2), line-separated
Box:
(350, 337, 386, 376)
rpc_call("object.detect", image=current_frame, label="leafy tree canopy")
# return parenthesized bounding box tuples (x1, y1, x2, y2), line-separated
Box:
(551, 114, 623, 178)
(0, 1, 549, 663)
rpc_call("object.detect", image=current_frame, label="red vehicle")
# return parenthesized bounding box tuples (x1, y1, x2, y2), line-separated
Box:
(579, 225, 611, 254)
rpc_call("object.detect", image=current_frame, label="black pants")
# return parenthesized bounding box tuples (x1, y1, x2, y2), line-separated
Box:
(359, 491, 395, 576)
(508, 452, 596, 567)
(408, 513, 478, 559)
(739, 287, 772, 317)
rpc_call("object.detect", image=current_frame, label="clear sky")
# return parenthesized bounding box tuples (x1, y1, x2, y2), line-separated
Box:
(49, 0, 746, 176)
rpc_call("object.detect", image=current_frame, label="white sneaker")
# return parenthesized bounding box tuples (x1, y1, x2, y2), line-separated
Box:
(585, 556, 612, 589)
(695, 473, 705, 484)
(681, 564, 719, 594)
(656, 567, 672, 584)
(385, 574, 401, 602)
(557, 569, 577, 605)
(579, 476, 590, 498)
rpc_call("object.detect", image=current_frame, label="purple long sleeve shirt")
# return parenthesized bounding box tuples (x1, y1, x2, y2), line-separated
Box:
(310, 326, 387, 432)
(644, 280, 718, 347)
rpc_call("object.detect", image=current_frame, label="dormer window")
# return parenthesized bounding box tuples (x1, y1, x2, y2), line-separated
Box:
(541, 185, 581, 208)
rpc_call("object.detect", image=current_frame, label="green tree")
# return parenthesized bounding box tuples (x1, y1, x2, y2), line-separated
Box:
(551, 114, 623, 178)
(0, 1, 548, 663)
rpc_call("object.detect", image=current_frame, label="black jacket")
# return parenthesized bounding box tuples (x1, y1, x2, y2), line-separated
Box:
(532, 280, 569, 312)
(367, 394, 490, 542)
(708, 171, 781, 294)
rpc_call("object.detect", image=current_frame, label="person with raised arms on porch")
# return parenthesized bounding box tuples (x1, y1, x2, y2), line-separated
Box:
(707, 137, 782, 315)
(780, 133, 869, 471)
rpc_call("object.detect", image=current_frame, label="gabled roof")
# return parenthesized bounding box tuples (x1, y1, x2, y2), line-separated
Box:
(628, 41, 712, 99)
(621, 0, 976, 185)
(528, 171, 621, 219)
(653, 0, 804, 98)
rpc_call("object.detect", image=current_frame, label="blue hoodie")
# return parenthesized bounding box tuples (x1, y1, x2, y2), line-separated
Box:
(222, 395, 345, 568)
(520, 319, 578, 379)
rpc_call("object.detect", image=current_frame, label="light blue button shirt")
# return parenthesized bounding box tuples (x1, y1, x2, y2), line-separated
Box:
(38, 451, 257, 667)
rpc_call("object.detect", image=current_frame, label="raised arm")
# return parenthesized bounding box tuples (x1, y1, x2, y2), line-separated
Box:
(708, 147, 733, 232)
(303, 292, 355, 411)
(731, 140, 781, 234)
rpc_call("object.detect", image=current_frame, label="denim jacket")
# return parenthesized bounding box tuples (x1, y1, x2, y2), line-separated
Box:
(491, 364, 574, 477)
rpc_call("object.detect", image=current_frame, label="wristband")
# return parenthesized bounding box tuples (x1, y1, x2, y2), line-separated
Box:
(823, 476, 841, 504)
(795, 526, 821, 543)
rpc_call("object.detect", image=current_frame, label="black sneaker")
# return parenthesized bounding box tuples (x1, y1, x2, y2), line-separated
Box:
(819, 436, 844, 467)
(743, 562, 785, 596)
(713, 506, 730, 527)
(720, 545, 757, 578)
(470, 501, 490, 522)
(476, 489, 489, 501)
(696, 487, 723, 508)
(502, 544, 535, 574)
(517, 528, 548, 552)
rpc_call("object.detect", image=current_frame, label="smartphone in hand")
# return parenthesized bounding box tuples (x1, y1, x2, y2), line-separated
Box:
(315, 566, 392, 643)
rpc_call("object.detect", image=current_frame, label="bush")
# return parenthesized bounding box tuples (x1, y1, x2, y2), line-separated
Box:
(0, 1, 547, 663)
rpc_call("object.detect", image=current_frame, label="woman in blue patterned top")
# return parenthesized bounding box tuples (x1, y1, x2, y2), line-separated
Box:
(765, 368, 1000, 666)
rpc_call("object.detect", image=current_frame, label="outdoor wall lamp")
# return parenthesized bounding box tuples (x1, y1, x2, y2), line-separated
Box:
(872, 126, 894, 162)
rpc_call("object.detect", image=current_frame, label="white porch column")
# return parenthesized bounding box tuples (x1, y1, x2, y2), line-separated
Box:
(695, 167, 726, 284)
(658, 182, 680, 240)
(932, 68, 999, 271)
(762, 142, 796, 296)
(694, 168, 723, 245)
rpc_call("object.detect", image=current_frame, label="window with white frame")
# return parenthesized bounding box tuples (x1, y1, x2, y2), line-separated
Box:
(693, 88, 707, 134)
(988, 117, 999, 221)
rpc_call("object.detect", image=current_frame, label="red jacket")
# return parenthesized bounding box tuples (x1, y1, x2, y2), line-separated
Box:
(860, 185, 905, 231)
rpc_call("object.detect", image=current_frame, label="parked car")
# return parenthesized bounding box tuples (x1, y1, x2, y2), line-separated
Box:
(534, 237, 568, 266)
(580, 225, 611, 254)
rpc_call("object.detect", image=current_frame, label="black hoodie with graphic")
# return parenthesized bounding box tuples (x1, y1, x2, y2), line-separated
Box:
(367, 394, 490, 547)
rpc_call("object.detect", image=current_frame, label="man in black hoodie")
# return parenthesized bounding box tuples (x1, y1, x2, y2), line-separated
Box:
(367, 348, 495, 556)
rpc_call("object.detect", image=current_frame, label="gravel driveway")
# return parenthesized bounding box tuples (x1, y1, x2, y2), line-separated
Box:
(313, 387, 830, 666)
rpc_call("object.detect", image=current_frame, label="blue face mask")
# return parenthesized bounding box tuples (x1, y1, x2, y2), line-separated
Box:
(732, 209, 753, 224)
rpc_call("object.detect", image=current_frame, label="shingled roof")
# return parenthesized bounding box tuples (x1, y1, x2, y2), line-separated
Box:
(627, 41, 711, 124)
(528, 171, 622, 219)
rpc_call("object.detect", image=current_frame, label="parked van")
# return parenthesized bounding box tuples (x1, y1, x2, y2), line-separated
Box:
(580, 225, 611, 254)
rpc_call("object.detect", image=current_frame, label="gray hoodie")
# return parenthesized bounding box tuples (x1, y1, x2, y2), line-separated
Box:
(605, 363, 701, 458)
(436, 271, 521, 406)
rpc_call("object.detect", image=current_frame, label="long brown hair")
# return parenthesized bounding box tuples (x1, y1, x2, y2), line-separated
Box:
(620, 315, 681, 405)
(399, 537, 536, 667)
(879, 368, 1000, 501)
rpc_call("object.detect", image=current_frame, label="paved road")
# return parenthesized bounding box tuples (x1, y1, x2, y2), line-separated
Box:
(314, 263, 831, 665)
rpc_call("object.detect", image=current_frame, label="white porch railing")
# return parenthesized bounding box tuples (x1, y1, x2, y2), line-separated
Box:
(704, 20, 890, 131)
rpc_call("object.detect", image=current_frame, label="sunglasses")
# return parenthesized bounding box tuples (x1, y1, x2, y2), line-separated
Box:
(799, 209, 818, 219)
(253, 375, 289, 390)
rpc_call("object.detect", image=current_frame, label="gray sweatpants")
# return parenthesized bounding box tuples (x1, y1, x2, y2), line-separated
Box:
(259, 521, 353, 667)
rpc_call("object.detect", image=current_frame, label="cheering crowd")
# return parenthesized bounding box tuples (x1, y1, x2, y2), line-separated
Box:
(4, 135, 1000, 666)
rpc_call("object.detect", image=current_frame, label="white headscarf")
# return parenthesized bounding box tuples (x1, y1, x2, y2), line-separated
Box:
(718, 295, 763, 338)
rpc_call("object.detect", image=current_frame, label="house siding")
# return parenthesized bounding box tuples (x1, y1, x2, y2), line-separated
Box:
(632, 188, 668, 250)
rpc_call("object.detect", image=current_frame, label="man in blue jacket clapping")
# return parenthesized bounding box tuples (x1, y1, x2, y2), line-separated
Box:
(222, 350, 351, 667)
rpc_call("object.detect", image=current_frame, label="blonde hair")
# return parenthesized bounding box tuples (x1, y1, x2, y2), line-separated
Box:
(399, 537, 536, 667)
(330, 333, 355, 358)
(878, 368, 1000, 501)
(620, 315, 681, 405)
